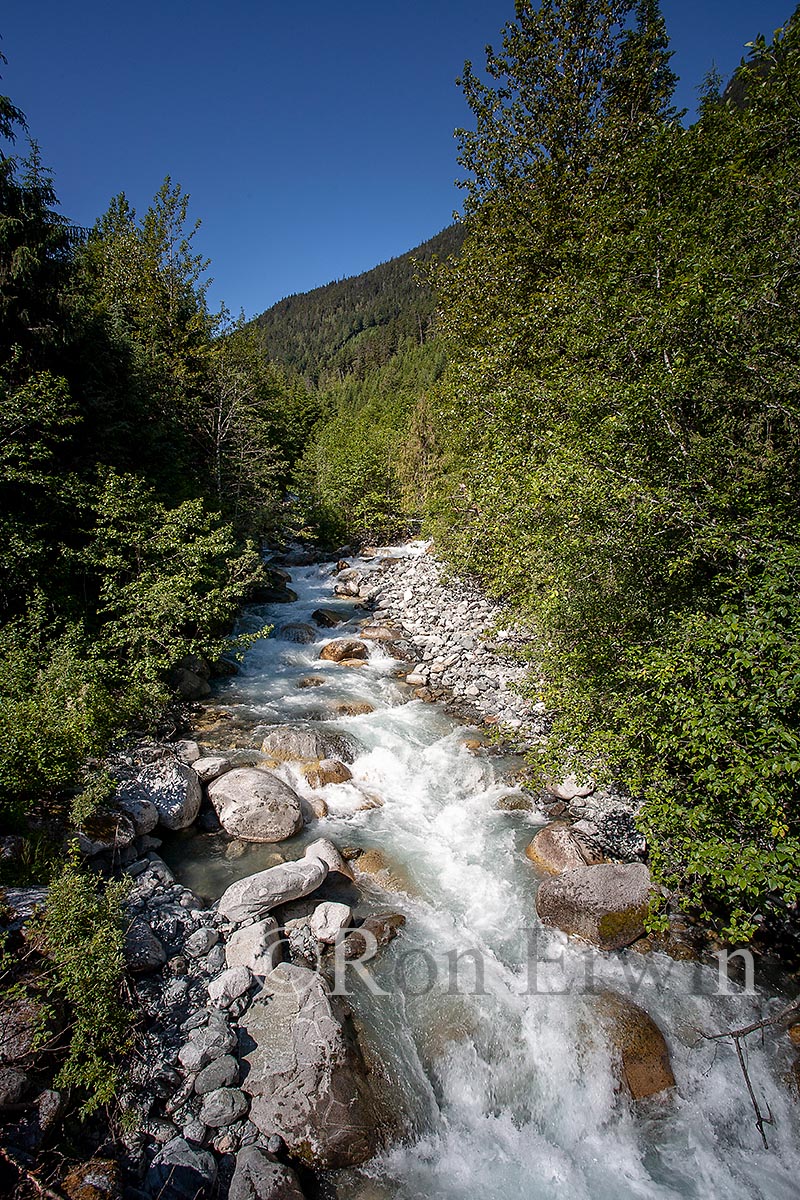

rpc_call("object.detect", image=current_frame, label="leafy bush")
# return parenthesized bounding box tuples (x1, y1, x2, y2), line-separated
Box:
(0, 609, 119, 825)
(40, 852, 132, 1116)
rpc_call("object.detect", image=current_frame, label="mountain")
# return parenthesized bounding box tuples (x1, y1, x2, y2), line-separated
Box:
(251, 223, 465, 381)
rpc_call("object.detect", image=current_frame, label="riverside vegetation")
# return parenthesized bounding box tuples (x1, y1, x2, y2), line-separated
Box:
(1, 0, 799, 1193)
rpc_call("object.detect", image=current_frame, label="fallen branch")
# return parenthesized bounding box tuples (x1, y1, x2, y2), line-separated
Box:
(0, 1143, 67, 1200)
(700, 995, 800, 1149)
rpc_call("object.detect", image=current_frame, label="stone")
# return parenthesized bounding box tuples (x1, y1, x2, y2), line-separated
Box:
(119, 761, 202, 831)
(77, 811, 137, 857)
(311, 608, 344, 628)
(178, 1024, 237, 1073)
(525, 823, 605, 874)
(260, 725, 364, 765)
(116, 793, 159, 836)
(301, 758, 352, 788)
(239, 963, 379, 1168)
(535, 863, 653, 951)
(171, 667, 212, 700)
(124, 918, 167, 974)
(174, 740, 202, 764)
(146, 1137, 217, 1200)
(217, 852, 329, 923)
(207, 966, 253, 1009)
(359, 624, 400, 642)
(2, 886, 49, 925)
(547, 774, 595, 802)
(351, 847, 408, 894)
(343, 912, 406, 960)
(0, 1065, 29, 1107)
(229, 1145, 305, 1200)
(225, 918, 281, 975)
(494, 793, 535, 812)
(0, 994, 53, 1065)
(208, 769, 304, 843)
(193, 756, 233, 785)
(309, 901, 352, 943)
(194, 1054, 239, 1096)
(296, 676, 326, 689)
(319, 638, 369, 663)
(597, 991, 675, 1099)
(333, 701, 375, 717)
(301, 794, 329, 820)
(199, 1086, 250, 1129)
(184, 927, 219, 958)
(62, 1157, 122, 1200)
(277, 622, 319, 644)
(304, 837, 356, 880)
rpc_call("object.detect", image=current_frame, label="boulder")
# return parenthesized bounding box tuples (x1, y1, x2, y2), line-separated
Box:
(304, 837, 356, 880)
(217, 852, 329, 923)
(119, 761, 202, 831)
(311, 608, 344, 628)
(174, 740, 202, 764)
(194, 1055, 239, 1096)
(296, 676, 326, 689)
(525, 823, 605, 874)
(229, 1145, 305, 1200)
(301, 759, 352, 788)
(333, 701, 374, 717)
(343, 912, 406, 960)
(351, 848, 408, 894)
(260, 725, 364, 765)
(208, 769, 303, 843)
(77, 811, 137, 857)
(0, 1066, 29, 1107)
(310, 901, 352, 943)
(0, 994, 46, 1063)
(193, 755, 233, 785)
(277, 623, 319, 644)
(124, 918, 167, 974)
(535, 863, 653, 950)
(225, 917, 281, 975)
(546, 774, 595, 801)
(116, 792, 159, 836)
(239, 963, 379, 1168)
(146, 1137, 217, 1200)
(62, 1156, 122, 1200)
(178, 1023, 237, 1073)
(184, 927, 219, 958)
(359, 624, 400, 642)
(319, 638, 369, 663)
(597, 991, 675, 1099)
(207, 966, 253, 1009)
(170, 667, 212, 700)
(199, 1086, 249, 1128)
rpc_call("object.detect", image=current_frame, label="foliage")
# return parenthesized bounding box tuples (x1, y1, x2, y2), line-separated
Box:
(296, 341, 447, 543)
(40, 852, 132, 1116)
(252, 224, 464, 382)
(0, 610, 120, 825)
(429, 3, 800, 938)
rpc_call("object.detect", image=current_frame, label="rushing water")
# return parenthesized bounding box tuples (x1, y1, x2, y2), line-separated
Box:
(163, 544, 800, 1200)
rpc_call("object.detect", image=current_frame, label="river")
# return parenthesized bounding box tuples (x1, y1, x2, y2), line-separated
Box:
(162, 543, 800, 1200)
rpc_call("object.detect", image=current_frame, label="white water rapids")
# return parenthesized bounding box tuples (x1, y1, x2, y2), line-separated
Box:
(164, 544, 800, 1199)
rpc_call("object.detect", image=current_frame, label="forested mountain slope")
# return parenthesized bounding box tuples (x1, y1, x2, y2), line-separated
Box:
(252, 223, 465, 381)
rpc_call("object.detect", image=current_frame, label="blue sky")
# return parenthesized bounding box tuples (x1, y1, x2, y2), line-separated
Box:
(1, 1, 792, 318)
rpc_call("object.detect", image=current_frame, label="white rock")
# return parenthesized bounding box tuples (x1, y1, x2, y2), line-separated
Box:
(208, 966, 253, 1009)
(194, 755, 234, 785)
(309, 902, 352, 943)
(225, 918, 281, 975)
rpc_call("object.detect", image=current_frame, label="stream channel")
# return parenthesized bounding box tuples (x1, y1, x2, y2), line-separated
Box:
(162, 544, 800, 1200)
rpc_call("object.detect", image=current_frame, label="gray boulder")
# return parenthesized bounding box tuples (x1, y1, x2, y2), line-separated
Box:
(535, 863, 653, 950)
(217, 853, 328, 924)
(277, 622, 319, 644)
(194, 1054, 239, 1096)
(525, 823, 604, 874)
(146, 1136, 217, 1200)
(229, 1145, 305, 1200)
(178, 1023, 237, 1073)
(225, 918, 281, 975)
(260, 725, 364, 765)
(208, 769, 303, 843)
(199, 1086, 249, 1129)
(309, 901, 351, 943)
(124, 918, 167, 974)
(207, 966, 253, 1009)
(120, 761, 202, 831)
(117, 793, 159, 836)
(193, 755, 234, 785)
(239, 963, 379, 1168)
